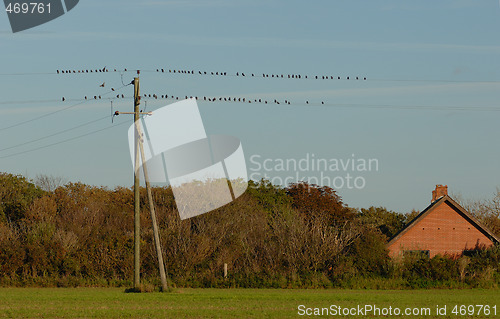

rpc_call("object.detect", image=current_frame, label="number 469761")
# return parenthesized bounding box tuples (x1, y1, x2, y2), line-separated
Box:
(451, 305, 497, 316)
(5, 2, 51, 14)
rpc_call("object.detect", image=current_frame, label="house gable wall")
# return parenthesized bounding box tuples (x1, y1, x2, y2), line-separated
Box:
(388, 201, 494, 258)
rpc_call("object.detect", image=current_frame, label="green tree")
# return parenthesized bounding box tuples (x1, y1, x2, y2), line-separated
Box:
(0, 173, 44, 223)
(358, 206, 406, 239)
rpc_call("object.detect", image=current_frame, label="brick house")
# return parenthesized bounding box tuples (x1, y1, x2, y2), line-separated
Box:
(387, 185, 499, 258)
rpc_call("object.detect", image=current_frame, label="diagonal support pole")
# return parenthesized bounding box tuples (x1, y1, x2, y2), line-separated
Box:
(134, 119, 169, 292)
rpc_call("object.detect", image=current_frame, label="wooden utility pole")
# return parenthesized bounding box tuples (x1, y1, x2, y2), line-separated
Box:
(133, 74, 141, 290)
(123, 71, 168, 291)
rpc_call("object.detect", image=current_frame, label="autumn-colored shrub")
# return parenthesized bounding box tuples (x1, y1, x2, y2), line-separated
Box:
(0, 174, 498, 288)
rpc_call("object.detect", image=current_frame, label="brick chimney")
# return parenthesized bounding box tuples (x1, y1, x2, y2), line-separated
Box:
(432, 184, 448, 202)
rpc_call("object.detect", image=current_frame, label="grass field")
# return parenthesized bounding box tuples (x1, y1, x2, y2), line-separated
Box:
(0, 288, 498, 318)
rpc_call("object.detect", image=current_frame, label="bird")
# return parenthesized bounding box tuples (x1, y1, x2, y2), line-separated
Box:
(84, 96, 87, 100)
(242, 73, 245, 76)
(62, 97, 65, 101)
(57, 70, 60, 74)
(306, 101, 309, 104)
(121, 94, 124, 98)
(322, 101, 324, 104)
(111, 88, 115, 91)
(102, 66, 106, 72)
(100, 82, 105, 88)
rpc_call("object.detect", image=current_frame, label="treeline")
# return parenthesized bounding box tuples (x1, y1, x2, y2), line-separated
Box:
(0, 172, 498, 289)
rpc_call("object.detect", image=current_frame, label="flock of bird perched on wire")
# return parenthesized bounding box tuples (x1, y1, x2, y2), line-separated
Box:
(55, 67, 367, 81)
(62, 93, 331, 106)
(62, 92, 334, 106)
(57, 67, 367, 106)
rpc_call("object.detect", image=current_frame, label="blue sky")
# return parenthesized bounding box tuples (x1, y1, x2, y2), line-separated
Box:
(1, 0, 499, 213)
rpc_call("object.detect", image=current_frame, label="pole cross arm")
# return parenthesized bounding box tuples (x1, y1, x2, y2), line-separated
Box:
(114, 111, 153, 116)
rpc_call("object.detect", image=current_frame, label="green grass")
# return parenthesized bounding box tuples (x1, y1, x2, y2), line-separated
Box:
(0, 288, 498, 318)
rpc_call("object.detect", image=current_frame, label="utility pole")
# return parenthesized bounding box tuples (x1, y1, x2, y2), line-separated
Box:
(119, 70, 168, 291)
(133, 73, 141, 290)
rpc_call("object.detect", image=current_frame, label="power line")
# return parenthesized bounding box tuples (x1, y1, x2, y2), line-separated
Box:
(2, 67, 498, 84)
(6, 92, 498, 112)
(0, 83, 131, 132)
(368, 78, 500, 84)
(0, 99, 61, 105)
(0, 72, 56, 76)
(0, 99, 88, 132)
(0, 120, 130, 159)
(0, 115, 110, 152)
(127, 93, 500, 112)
